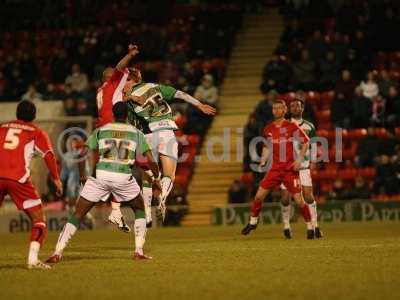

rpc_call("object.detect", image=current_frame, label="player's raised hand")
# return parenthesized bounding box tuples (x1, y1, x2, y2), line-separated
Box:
(197, 103, 216, 115)
(53, 179, 63, 197)
(128, 44, 139, 56)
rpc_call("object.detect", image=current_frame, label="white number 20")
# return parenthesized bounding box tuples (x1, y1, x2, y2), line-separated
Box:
(3, 128, 22, 150)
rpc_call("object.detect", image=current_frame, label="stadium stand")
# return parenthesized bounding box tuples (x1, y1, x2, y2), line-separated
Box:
(241, 0, 400, 203)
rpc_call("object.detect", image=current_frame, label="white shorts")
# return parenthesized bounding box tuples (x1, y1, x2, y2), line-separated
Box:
(80, 176, 140, 203)
(146, 130, 178, 161)
(280, 169, 313, 190)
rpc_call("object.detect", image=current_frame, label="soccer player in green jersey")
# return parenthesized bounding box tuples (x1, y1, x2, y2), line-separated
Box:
(47, 102, 161, 262)
(110, 68, 216, 225)
(280, 98, 323, 239)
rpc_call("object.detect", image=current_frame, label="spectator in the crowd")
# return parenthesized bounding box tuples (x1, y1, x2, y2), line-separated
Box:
(347, 175, 371, 199)
(319, 50, 340, 90)
(378, 70, 397, 99)
(64, 97, 77, 116)
(374, 154, 399, 195)
(308, 30, 329, 62)
(228, 180, 248, 204)
(343, 48, 364, 81)
(60, 137, 82, 211)
(262, 55, 292, 93)
(370, 95, 386, 127)
(194, 74, 218, 106)
(386, 85, 400, 129)
(331, 91, 352, 129)
(243, 113, 262, 173)
(21, 84, 43, 102)
(352, 86, 371, 128)
(43, 83, 65, 101)
(335, 69, 356, 100)
(253, 89, 275, 128)
(292, 49, 316, 90)
(327, 178, 349, 200)
(359, 71, 379, 100)
(331, 32, 349, 66)
(65, 64, 89, 93)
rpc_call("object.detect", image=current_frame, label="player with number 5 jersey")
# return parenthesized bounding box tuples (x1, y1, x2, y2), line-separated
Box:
(0, 101, 63, 269)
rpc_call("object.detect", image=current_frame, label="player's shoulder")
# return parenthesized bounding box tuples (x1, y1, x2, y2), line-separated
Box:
(302, 119, 316, 130)
(1, 120, 40, 132)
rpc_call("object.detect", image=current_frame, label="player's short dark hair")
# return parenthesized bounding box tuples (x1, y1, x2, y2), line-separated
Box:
(292, 98, 305, 107)
(272, 99, 286, 106)
(16, 100, 36, 122)
(112, 102, 128, 121)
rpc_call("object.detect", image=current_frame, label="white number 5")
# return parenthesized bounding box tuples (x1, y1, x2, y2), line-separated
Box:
(3, 128, 22, 150)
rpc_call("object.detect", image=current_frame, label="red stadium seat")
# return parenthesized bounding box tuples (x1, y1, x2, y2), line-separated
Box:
(357, 168, 376, 179)
(338, 168, 357, 180)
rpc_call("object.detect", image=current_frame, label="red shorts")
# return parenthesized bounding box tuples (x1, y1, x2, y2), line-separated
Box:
(260, 169, 301, 194)
(0, 179, 42, 211)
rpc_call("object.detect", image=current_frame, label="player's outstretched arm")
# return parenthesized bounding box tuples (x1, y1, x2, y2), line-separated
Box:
(174, 90, 216, 116)
(116, 44, 139, 71)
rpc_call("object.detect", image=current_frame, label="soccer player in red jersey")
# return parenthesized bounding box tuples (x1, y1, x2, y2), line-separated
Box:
(0, 101, 63, 269)
(241, 99, 314, 239)
(96, 44, 139, 127)
(96, 44, 139, 231)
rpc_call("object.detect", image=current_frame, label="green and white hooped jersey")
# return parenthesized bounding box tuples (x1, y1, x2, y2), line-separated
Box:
(127, 82, 178, 132)
(86, 122, 150, 181)
(291, 118, 316, 170)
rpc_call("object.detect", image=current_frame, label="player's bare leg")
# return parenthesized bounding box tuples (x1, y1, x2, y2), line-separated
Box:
(25, 206, 51, 269)
(280, 189, 292, 239)
(127, 194, 152, 260)
(303, 186, 322, 238)
(241, 187, 270, 235)
(47, 197, 95, 264)
(291, 192, 314, 239)
(108, 199, 131, 233)
(156, 154, 176, 221)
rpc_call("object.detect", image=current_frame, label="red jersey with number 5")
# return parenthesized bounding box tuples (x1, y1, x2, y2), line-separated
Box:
(0, 120, 55, 183)
(263, 119, 310, 170)
(96, 68, 129, 127)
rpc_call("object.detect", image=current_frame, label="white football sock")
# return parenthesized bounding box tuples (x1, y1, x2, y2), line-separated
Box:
(250, 216, 258, 225)
(134, 218, 147, 255)
(55, 222, 77, 255)
(142, 182, 153, 224)
(281, 204, 291, 230)
(160, 176, 174, 202)
(28, 241, 40, 265)
(111, 201, 121, 210)
(307, 200, 318, 228)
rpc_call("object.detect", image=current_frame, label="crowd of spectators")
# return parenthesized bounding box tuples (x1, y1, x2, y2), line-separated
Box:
(238, 0, 400, 202)
(0, 1, 244, 219)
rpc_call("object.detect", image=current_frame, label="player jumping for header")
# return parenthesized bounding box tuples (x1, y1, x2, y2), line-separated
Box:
(241, 99, 314, 239)
(97, 44, 139, 233)
(114, 67, 216, 226)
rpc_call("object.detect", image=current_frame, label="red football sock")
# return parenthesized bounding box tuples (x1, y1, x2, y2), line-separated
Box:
(250, 200, 263, 217)
(301, 204, 311, 223)
(30, 221, 48, 245)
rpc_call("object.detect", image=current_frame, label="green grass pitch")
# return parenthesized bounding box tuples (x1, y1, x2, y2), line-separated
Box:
(0, 222, 399, 300)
